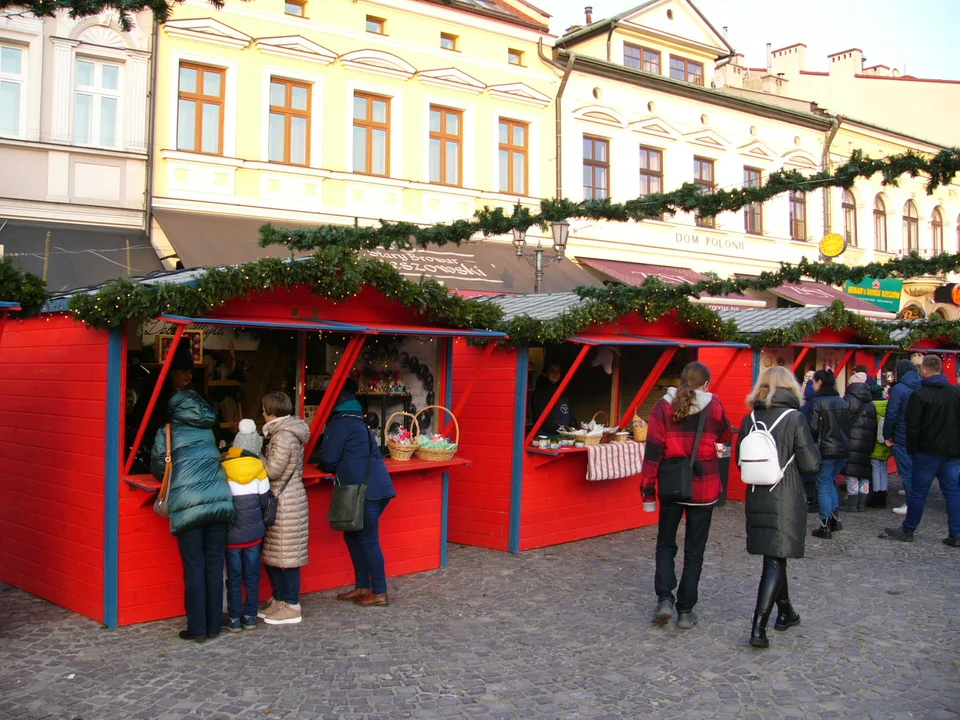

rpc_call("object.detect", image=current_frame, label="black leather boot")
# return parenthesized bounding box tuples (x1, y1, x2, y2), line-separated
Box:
(750, 557, 783, 648)
(750, 611, 770, 648)
(846, 493, 860, 512)
(828, 510, 843, 532)
(877, 490, 888, 508)
(774, 567, 801, 630)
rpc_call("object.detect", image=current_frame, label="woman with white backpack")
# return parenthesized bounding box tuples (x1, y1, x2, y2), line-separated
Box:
(737, 367, 821, 649)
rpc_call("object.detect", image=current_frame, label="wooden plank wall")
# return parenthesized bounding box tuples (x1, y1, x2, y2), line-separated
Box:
(447, 343, 516, 551)
(0, 315, 109, 622)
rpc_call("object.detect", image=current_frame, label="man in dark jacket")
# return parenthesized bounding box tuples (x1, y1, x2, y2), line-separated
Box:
(530, 363, 578, 434)
(883, 359, 922, 515)
(881, 355, 960, 546)
(843, 370, 878, 513)
(807, 369, 850, 538)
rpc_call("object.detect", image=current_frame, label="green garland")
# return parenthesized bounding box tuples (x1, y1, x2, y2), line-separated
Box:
(0, 258, 49, 316)
(67, 246, 502, 331)
(259, 149, 960, 253)
(744, 301, 893, 350)
(891, 319, 960, 350)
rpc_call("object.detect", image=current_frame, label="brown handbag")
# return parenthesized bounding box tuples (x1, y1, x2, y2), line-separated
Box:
(153, 424, 173, 517)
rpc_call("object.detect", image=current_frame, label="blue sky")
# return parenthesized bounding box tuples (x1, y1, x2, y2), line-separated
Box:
(545, 0, 960, 80)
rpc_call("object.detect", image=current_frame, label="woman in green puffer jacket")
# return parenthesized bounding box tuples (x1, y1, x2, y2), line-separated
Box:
(869, 393, 894, 508)
(151, 355, 235, 643)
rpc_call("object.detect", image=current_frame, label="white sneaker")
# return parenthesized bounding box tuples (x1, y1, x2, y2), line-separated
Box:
(892, 504, 908, 515)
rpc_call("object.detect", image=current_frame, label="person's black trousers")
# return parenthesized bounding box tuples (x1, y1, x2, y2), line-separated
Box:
(654, 502, 714, 613)
(176, 523, 228, 636)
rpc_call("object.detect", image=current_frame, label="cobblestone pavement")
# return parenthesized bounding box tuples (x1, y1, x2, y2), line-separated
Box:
(2, 479, 958, 720)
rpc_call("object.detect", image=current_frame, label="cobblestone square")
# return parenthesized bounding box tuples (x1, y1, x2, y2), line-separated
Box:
(2, 481, 958, 720)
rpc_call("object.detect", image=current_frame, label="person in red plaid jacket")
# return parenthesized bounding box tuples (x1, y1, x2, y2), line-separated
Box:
(641, 361, 733, 630)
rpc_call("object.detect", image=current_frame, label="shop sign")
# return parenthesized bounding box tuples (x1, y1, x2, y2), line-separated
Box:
(897, 305, 926, 320)
(819, 233, 847, 258)
(844, 276, 903, 313)
(933, 283, 960, 305)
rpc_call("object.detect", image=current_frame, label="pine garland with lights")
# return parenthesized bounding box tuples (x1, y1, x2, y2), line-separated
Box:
(0, 258, 49, 316)
(890, 319, 960, 350)
(258, 149, 960, 253)
(744, 300, 893, 350)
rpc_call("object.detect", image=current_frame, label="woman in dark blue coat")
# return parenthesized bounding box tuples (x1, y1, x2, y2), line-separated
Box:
(320, 378, 396, 607)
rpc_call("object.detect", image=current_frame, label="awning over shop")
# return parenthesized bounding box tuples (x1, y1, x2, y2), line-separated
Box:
(0, 218, 163, 292)
(768, 281, 891, 316)
(153, 209, 600, 294)
(576, 257, 765, 309)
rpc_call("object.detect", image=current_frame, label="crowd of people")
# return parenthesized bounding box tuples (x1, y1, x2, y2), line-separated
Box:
(151, 345, 396, 643)
(641, 355, 960, 649)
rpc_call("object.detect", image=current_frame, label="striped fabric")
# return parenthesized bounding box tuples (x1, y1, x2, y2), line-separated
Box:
(586, 441, 645, 481)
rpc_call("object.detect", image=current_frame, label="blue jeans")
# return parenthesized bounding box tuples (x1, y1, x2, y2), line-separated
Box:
(265, 565, 301, 605)
(225, 544, 261, 621)
(871, 458, 890, 492)
(892, 444, 913, 497)
(903, 454, 960, 537)
(176, 523, 227, 636)
(344, 498, 391, 595)
(816, 458, 846, 521)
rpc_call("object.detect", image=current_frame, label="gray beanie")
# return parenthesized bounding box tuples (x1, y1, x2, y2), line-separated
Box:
(233, 418, 263, 455)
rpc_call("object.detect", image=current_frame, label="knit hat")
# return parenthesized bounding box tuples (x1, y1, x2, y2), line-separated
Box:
(850, 372, 868, 384)
(337, 377, 360, 405)
(233, 418, 263, 455)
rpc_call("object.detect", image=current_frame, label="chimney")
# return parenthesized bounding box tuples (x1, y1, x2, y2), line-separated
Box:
(766, 42, 772, 71)
(722, 25, 728, 40)
(585, 6, 593, 24)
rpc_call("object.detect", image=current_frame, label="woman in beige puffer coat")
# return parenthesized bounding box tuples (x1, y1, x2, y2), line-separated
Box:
(257, 392, 311, 626)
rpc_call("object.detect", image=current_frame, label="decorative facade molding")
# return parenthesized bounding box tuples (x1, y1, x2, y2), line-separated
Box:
(417, 67, 486, 94)
(782, 149, 819, 168)
(49, 38, 80, 144)
(572, 104, 626, 127)
(485, 82, 550, 107)
(684, 128, 732, 149)
(163, 18, 252, 50)
(339, 49, 416, 80)
(76, 25, 126, 48)
(254, 36, 336, 65)
(630, 116, 682, 140)
(738, 140, 779, 162)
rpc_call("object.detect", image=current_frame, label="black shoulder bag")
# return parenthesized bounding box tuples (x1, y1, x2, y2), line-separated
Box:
(328, 428, 374, 532)
(657, 410, 707, 503)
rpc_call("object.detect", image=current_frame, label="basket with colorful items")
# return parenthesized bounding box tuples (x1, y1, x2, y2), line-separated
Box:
(414, 405, 459, 461)
(632, 415, 648, 443)
(385, 411, 420, 462)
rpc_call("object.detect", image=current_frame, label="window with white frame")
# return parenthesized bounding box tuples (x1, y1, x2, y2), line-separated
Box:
(74, 58, 121, 148)
(0, 44, 25, 138)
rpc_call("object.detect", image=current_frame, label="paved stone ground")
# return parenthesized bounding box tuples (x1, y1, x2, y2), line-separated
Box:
(2, 478, 958, 720)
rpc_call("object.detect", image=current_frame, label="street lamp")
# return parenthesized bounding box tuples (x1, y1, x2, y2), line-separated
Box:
(512, 221, 570, 294)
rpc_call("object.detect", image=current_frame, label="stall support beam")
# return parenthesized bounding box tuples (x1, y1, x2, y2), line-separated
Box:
(524, 344, 591, 447)
(302, 334, 367, 463)
(835, 349, 855, 375)
(448, 341, 496, 425)
(103, 329, 124, 629)
(872, 351, 892, 375)
(441, 338, 454, 567)
(790, 347, 810, 373)
(709, 349, 742, 393)
(509, 347, 529, 554)
(123, 320, 188, 476)
(617, 347, 678, 429)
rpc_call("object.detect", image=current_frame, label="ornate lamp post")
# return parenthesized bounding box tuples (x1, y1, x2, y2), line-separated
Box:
(512, 221, 570, 294)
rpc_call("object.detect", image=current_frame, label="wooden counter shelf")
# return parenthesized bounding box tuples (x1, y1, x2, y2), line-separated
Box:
(302, 457, 471, 486)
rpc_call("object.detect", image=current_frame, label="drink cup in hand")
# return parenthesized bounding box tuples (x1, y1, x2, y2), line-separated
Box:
(643, 500, 657, 513)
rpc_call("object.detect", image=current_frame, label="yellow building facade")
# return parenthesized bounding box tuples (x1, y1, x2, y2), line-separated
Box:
(149, 0, 557, 274)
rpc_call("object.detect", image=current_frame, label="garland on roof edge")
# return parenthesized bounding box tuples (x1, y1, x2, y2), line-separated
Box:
(0, 258, 49, 316)
(258, 149, 960, 253)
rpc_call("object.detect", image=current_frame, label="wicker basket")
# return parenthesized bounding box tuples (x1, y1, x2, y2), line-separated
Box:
(385, 411, 420, 461)
(632, 416, 648, 443)
(583, 433, 602, 446)
(590, 411, 608, 427)
(414, 405, 459, 462)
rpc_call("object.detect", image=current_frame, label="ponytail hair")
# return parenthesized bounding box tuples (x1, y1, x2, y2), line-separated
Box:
(672, 361, 711, 422)
(813, 368, 836, 387)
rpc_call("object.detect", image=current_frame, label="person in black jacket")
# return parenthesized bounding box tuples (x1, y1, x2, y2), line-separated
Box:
(320, 378, 398, 606)
(807, 369, 850, 539)
(530, 363, 578, 434)
(738, 367, 821, 649)
(843, 370, 879, 513)
(880, 355, 960, 546)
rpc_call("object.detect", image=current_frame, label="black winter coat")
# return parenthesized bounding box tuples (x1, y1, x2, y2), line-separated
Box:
(807, 388, 851, 461)
(320, 403, 396, 501)
(738, 390, 821, 559)
(905, 374, 960, 456)
(843, 383, 878, 479)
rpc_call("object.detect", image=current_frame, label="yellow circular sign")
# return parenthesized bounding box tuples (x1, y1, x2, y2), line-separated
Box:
(819, 233, 847, 258)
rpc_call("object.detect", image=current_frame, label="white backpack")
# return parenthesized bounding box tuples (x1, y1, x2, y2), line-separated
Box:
(738, 410, 796, 490)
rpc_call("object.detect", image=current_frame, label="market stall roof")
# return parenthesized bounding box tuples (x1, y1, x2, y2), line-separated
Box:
(153, 209, 599, 294)
(0, 218, 163, 292)
(576, 257, 765, 309)
(719, 308, 897, 348)
(478, 292, 588, 321)
(886, 323, 960, 352)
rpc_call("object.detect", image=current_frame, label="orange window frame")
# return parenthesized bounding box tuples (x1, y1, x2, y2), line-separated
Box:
(269, 77, 311, 166)
(353, 92, 391, 177)
(499, 118, 528, 196)
(693, 156, 715, 228)
(177, 62, 225, 155)
(429, 105, 463, 187)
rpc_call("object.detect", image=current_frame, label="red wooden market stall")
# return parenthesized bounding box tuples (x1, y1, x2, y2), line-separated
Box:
(0, 271, 503, 628)
(888, 326, 959, 384)
(448, 293, 753, 553)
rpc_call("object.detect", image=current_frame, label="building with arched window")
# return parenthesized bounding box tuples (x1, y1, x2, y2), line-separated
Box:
(874, 196, 888, 253)
(903, 200, 920, 253)
(842, 190, 857, 247)
(932, 207, 944, 254)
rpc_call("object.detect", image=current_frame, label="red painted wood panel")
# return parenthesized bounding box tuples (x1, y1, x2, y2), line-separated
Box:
(117, 474, 445, 625)
(0, 315, 109, 623)
(447, 343, 516, 551)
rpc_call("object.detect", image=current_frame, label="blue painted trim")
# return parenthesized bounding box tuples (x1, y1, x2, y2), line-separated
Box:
(158, 314, 369, 332)
(752, 350, 761, 385)
(441, 338, 454, 568)
(103, 329, 123, 629)
(0, 301, 20, 309)
(508, 347, 529, 554)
